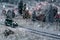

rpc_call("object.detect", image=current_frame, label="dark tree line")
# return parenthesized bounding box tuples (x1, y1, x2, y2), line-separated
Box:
(0, 0, 19, 4)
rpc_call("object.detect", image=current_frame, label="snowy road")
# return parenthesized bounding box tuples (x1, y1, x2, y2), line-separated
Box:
(0, 25, 59, 40)
(0, 23, 59, 40)
(0, 16, 60, 40)
(18, 25, 60, 39)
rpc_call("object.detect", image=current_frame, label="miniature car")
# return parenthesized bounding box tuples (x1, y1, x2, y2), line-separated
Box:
(5, 18, 18, 28)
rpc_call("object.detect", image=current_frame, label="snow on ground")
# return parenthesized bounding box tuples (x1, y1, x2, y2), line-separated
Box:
(13, 16, 60, 35)
(0, 10, 59, 40)
(0, 2, 60, 40)
(0, 25, 58, 40)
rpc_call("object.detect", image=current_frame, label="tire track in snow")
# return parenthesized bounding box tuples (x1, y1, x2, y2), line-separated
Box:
(0, 23, 60, 39)
(18, 25, 60, 39)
